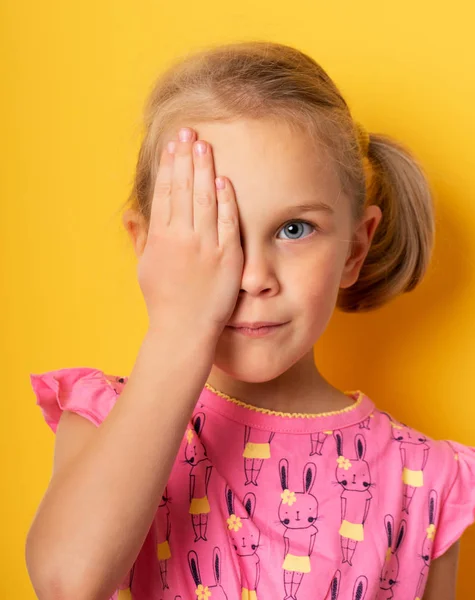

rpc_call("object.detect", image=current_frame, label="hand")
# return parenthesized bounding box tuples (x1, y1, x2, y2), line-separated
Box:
(137, 126, 244, 340)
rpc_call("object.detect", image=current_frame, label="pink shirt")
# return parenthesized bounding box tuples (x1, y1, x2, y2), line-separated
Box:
(30, 367, 475, 600)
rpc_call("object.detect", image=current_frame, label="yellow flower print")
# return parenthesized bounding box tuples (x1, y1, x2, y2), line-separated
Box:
(227, 514, 243, 532)
(426, 524, 436, 540)
(337, 455, 352, 470)
(195, 584, 212, 599)
(390, 422, 403, 430)
(281, 489, 297, 506)
(187, 428, 194, 444)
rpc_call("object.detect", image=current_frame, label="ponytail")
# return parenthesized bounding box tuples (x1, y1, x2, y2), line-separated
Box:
(338, 133, 435, 312)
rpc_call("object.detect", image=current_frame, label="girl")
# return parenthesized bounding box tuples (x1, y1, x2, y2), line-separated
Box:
(26, 41, 475, 600)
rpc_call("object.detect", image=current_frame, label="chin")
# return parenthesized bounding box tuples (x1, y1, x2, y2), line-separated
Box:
(212, 350, 288, 384)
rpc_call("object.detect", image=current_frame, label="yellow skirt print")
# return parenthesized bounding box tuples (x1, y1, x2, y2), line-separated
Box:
(189, 496, 211, 514)
(157, 540, 171, 561)
(243, 442, 271, 459)
(339, 520, 364, 541)
(402, 467, 424, 487)
(117, 589, 132, 600)
(241, 588, 258, 600)
(282, 553, 311, 573)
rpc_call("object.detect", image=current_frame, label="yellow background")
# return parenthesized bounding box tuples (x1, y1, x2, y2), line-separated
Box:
(2, 0, 475, 596)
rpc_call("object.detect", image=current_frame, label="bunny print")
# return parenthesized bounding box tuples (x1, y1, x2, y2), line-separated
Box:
(156, 486, 172, 590)
(377, 515, 406, 599)
(278, 458, 319, 600)
(389, 417, 430, 513)
(325, 570, 368, 600)
(185, 412, 213, 541)
(225, 485, 261, 600)
(327, 569, 341, 600)
(309, 430, 333, 456)
(243, 426, 275, 486)
(188, 547, 228, 600)
(414, 489, 438, 600)
(333, 430, 373, 566)
(117, 562, 136, 600)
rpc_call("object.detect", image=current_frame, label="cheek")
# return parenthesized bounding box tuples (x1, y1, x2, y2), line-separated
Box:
(290, 244, 346, 313)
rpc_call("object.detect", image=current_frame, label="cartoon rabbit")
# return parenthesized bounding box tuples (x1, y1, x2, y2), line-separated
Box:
(243, 426, 275, 485)
(414, 489, 438, 600)
(188, 547, 228, 600)
(324, 570, 368, 600)
(359, 415, 373, 430)
(309, 430, 333, 456)
(278, 458, 318, 600)
(225, 485, 261, 600)
(156, 486, 172, 590)
(184, 412, 213, 541)
(377, 515, 406, 599)
(327, 569, 341, 599)
(117, 562, 136, 599)
(352, 576, 368, 600)
(333, 430, 373, 566)
(388, 417, 430, 513)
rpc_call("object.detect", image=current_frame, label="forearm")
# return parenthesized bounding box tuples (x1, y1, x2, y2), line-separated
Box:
(26, 329, 217, 600)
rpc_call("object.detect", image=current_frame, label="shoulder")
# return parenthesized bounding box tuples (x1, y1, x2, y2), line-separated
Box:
(370, 406, 475, 560)
(30, 366, 128, 432)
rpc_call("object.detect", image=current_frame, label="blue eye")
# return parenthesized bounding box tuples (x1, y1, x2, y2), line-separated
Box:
(277, 220, 318, 241)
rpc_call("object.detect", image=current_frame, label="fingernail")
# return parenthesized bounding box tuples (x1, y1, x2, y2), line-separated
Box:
(167, 141, 176, 154)
(178, 127, 193, 142)
(194, 141, 207, 156)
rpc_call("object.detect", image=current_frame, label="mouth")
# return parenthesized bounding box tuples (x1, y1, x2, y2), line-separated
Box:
(226, 322, 288, 337)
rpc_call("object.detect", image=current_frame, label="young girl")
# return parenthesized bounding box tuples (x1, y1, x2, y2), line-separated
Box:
(26, 41, 475, 600)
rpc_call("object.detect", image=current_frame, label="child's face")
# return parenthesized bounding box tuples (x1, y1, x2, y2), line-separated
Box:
(177, 118, 378, 382)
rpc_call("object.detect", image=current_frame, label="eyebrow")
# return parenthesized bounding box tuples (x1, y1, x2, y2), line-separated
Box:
(278, 201, 335, 216)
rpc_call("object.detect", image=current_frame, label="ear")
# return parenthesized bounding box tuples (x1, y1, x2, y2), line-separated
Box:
(340, 204, 382, 289)
(122, 208, 148, 258)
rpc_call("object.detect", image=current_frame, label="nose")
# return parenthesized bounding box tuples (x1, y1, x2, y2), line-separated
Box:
(239, 248, 278, 297)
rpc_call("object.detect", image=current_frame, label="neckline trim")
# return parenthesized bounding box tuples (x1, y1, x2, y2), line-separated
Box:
(204, 382, 364, 418)
(200, 383, 375, 433)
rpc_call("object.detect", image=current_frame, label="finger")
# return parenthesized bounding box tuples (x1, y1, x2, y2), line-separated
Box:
(170, 127, 197, 229)
(149, 141, 176, 232)
(192, 140, 218, 246)
(215, 176, 241, 250)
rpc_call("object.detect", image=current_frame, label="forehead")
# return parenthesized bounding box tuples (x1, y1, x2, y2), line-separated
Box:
(184, 118, 346, 218)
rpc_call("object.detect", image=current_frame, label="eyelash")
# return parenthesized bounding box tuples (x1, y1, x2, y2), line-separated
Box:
(277, 219, 320, 241)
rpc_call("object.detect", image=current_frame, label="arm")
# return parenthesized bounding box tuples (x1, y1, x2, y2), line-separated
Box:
(340, 496, 347, 521)
(362, 495, 371, 524)
(422, 445, 430, 470)
(25, 328, 218, 600)
(422, 541, 460, 600)
(189, 474, 195, 503)
(309, 529, 317, 555)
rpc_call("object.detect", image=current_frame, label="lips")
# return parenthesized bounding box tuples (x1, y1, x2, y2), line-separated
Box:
(228, 321, 285, 329)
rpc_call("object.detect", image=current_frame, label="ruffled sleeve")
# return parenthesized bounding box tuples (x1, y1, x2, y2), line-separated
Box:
(29, 367, 128, 432)
(30, 367, 134, 598)
(432, 440, 475, 559)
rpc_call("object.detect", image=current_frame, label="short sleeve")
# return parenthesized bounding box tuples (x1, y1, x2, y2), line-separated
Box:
(30, 367, 134, 598)
(432, 440, 475, 559)
(29, 367, 128, 433)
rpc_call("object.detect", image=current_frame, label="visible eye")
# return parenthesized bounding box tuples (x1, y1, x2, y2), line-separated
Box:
(277, 220, 318, 241)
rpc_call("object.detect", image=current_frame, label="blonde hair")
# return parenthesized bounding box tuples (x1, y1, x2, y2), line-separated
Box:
(123, 40, 435, 312)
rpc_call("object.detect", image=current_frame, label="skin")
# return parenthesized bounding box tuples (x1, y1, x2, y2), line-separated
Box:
(123, 118, 459, 597)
